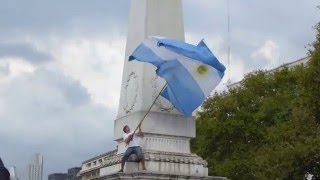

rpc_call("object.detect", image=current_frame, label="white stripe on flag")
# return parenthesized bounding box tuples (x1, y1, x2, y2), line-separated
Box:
(144, 37, 222, 96)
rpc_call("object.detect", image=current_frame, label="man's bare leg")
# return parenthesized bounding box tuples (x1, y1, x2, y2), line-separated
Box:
(141, 158, 146, 170)
(119, 160, 125, 172)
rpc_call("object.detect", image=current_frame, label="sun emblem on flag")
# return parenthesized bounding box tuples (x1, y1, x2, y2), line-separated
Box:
(197, 64, 208, 75)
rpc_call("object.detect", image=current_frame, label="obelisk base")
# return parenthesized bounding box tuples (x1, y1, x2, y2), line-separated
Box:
(101, 172, 226, 180)
(96, 151, 226, 180)
(78, 150, 227, 180)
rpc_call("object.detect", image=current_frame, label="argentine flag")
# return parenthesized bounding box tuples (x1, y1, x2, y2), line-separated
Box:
(129, 37, 226, 116)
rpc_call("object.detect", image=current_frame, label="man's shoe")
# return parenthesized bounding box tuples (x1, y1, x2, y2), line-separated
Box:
(118, 169, 124, 173)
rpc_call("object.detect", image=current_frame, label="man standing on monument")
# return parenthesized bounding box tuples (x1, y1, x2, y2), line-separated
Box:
(118, 125, 146, 172)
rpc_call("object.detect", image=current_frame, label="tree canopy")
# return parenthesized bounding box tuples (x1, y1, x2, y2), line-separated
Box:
(192, 24, 320, 179)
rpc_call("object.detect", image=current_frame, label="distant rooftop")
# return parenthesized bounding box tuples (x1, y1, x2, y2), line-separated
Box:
(227, 57, 309, 89)
(82, 149, 117, 164)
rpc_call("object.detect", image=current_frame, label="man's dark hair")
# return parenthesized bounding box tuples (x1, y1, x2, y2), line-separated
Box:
(0, 158, 10, 180)
(123, 125, 128, 132)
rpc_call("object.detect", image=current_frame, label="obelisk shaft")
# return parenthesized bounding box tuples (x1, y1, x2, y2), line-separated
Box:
(117, 0, 184, 118)
(114, 0, 194, 155)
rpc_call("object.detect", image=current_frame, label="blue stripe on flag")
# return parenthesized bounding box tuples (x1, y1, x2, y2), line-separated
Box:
(197, 40, 226, 72)
(218, 71, 225, 79)
(157, 38, 226, 73)
(156, 60, 205, 116)
(129, 44, 165, 67)
(161, 87, 184, 114)
(129, 37, 225, 116)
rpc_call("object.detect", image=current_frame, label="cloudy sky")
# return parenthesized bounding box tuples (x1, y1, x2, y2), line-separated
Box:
(0, 0, 319, 178)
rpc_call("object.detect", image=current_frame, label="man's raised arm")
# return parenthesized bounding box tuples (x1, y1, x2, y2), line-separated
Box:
(124, 134, 133, 144)
(136, 124, 144, 137)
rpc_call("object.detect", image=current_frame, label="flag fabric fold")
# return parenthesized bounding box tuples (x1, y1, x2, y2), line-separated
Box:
(129, 37, 226, 116)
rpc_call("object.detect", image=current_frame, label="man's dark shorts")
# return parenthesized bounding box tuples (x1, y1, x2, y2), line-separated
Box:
(122, 146, 144, 162)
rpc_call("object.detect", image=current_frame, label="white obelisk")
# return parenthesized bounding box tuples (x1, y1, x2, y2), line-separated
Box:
(115, 0, 194, 152)
(113, 0, 205, 175)
(117, 0, 184, 118)
(80, 1, 226, 179)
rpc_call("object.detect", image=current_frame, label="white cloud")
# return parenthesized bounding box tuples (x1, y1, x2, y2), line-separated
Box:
(25, 35, 126, 111)
(0, 67, 116, 177)
(251, 40, 280, 68)
(0, 57, 36, 83)
(0, 61, 10, 78)
(0, 33, 125, 177)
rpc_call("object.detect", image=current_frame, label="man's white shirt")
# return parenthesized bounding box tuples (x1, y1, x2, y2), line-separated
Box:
(123, 132, 140, 147)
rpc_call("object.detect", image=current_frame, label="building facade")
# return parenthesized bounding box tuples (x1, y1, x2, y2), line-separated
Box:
(48, 173, 67, 180)
(66, 167, 81, 180)
(26, 154, 43, 180)
(49, 167, 81, 180)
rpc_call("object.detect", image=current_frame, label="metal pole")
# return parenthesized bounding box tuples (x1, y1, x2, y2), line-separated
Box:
(132, 83, 167, 134)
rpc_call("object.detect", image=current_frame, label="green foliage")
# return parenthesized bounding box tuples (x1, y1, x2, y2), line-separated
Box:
(192, 24, 320, 179)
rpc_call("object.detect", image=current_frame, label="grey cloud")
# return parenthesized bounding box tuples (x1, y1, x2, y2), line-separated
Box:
(0, 68, 116, 178)
(0, 42, 53, 64)
(3, 68, 91, 108)
(183, 0, 318, 62)
(0, 120, 115, 179)
(182, 0, 319, 81)
(35, 69, 92, 106)
(184, 0, 318, 38)
(0, 63, 10, 77)
(0, 0, 130, 37)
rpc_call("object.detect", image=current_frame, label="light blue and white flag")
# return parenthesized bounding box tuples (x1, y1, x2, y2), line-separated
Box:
(129, 37, 226, 116)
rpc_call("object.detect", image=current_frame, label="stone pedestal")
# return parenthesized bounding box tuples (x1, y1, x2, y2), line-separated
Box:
(99, 152, 209, 176)
(101, 172, 226, 180)
(114, 112, 195, 154)
(77, 112, 224, 179)
(98, 112, 211, 178)
(79, 150, 226, 180)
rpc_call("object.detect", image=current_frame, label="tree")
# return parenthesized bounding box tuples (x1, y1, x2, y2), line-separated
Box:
(192, 24, 320, 179)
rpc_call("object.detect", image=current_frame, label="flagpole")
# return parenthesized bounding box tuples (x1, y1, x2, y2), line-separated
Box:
(132, 83, 167, 134)
(125, 83, 167, 146)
